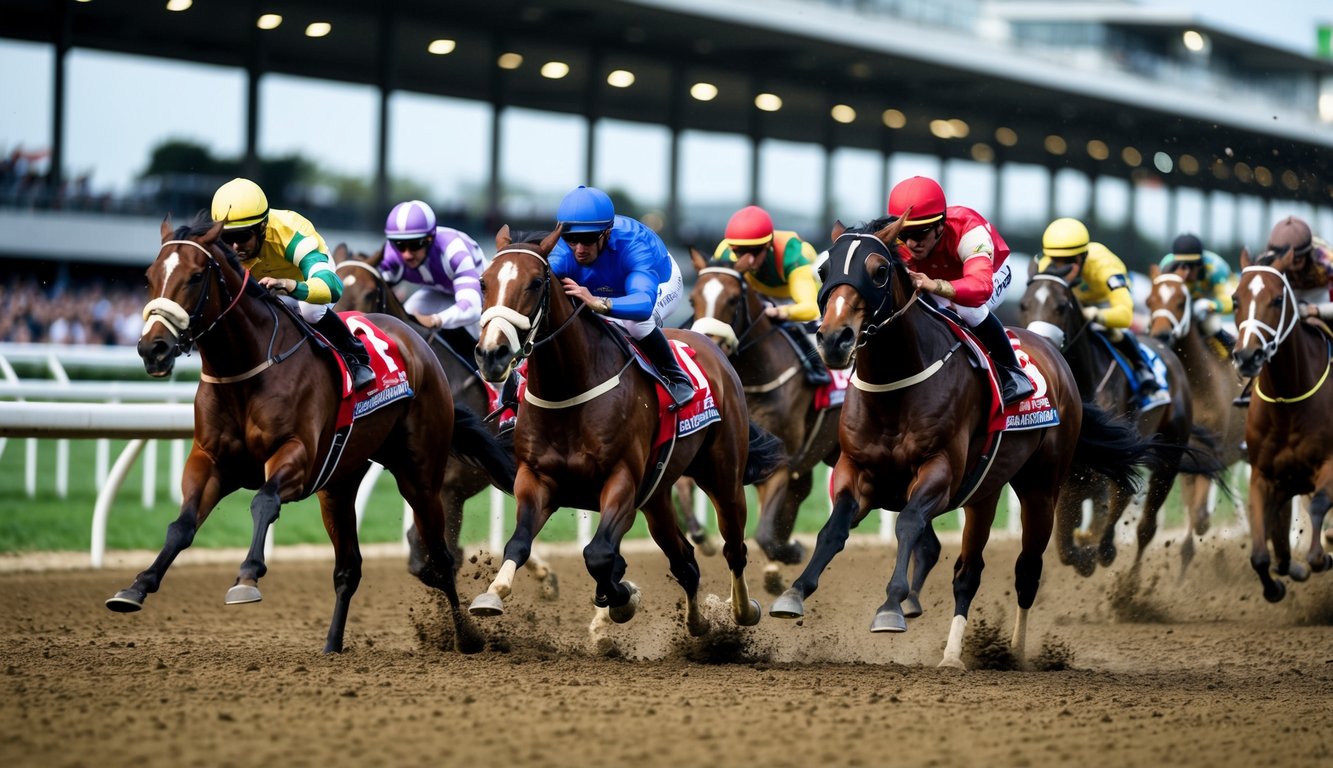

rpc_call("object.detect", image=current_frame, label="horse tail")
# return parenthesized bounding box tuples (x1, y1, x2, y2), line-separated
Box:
(1070, 402, 1158, 494)
(449, 405, 517, 494)
(743, 421, 787, 486)
(1156, 424, 1232, 494)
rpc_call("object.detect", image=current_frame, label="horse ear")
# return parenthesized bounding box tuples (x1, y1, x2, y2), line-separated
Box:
(539, 225, 563, 255)
(1027, 255, 1040, 280)
(332, 243, 348, 263)
(496, 224, 512, 250)
(689, 245, 708, 272)
(204, 220, 225, 243)
(830, 219, 845, 241)
(368, 246, 384, 267)
(874, 216, 903, 247)
(1148, 263, 1161, 280)
(1239, 247, 1251, 269)
(161, 215, 173, 241)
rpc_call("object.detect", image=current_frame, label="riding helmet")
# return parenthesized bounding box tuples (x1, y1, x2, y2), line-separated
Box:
(557, 185, 615, 233)
(1267, 216, 1313, 257)
(887, 176, 946, 226)
(385, 200, 437, 239)
(1169, 233, 1204, 262)
(724, 205, 775, 247)
(211, 178, 269, 229)
(1042, 218, 1091, 258)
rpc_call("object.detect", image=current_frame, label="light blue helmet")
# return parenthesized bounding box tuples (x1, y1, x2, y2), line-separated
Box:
(385, 200, 437, 239)
(556, 186, 614, 233)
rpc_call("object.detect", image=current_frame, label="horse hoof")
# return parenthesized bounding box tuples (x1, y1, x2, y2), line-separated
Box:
(1263, 580, 1286, 604)
(1316, 553, 1333, 573)
(902, 594, 923, 619)
(762, 565, 786, 597)
(870, 610, 907, 633)
(224, 584, 262, 605)
(1288, 561, 1311, 583)
(608, 581, 641, 624)
(769, 589, 805, 619)
(735, 598, 762, 627)
(938, 655, 968, 671)
(105, 590, 145, 613)
(468, 592, 505, 617)
(692, 534, 718, 557)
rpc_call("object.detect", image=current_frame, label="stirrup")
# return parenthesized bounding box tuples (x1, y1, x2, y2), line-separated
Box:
(349, 361, 375, 390)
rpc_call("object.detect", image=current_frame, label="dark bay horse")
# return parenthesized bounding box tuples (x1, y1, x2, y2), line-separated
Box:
(332, 244, 558, 597)
(469, 227, 785, 639)
(687, 246, 841, 593)
(1019, 269, 1212, 578)
(108, 217, 515, 653)
(1145, 265, 1247, 576)
(1232, 248, 1333, 602)
(770, 218, 1156, 668)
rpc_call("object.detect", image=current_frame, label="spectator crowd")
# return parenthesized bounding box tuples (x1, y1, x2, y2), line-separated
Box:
(0, 275, 144, 346)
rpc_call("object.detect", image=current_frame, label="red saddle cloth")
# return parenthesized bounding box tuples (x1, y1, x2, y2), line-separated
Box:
(651, 340, 721, 451)
(934, 316, 1059, 435)
(814, 368, 851, 411)
(327, 312, 415, 432)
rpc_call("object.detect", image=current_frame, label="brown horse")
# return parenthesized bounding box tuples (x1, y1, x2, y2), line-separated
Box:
(332, 244, 558, 597)
(1232, 249, 1333, 602)
(770, 218, 1157, 668)
(1018, 268, 1214, 578)
(687, 246, 841, 593)
(108, 216, 515, 653)
(1145, 265, 1247, 576)
(468, 227, 785, 638)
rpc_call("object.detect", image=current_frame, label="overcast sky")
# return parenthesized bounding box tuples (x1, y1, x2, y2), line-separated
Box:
(0, 0, 1329, 243)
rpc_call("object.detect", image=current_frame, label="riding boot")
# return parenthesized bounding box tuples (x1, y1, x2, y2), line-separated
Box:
(972, 312, 1034, 407)
(638, 327, 696, 409)
(1214, 327, 1236, 350)
(781, 323, 832, 386)
(1112, 332, 1158, 396)
(314, 311, 376, 390)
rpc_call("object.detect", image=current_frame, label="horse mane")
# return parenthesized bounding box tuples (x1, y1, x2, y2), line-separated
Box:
(509, 229, 552, 245)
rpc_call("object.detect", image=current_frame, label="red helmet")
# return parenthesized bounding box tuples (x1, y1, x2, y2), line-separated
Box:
(724, 205, 775, 247)
(887, 176, 946, 227)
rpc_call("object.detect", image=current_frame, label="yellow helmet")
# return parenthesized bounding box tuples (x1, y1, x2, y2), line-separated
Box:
(211, 178, 269, 229)
(1042, 217, 1090, 258)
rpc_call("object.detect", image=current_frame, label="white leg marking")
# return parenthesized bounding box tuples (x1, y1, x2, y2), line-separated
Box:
(488, 559, 518, 599)
(939, 614, 969, 669)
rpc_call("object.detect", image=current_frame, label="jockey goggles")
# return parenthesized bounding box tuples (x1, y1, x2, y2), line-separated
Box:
(562, 229, 605, 246)
(219, 223, 262, 246)
(392, 235, 431, 252)
(898, 222, 939, 244)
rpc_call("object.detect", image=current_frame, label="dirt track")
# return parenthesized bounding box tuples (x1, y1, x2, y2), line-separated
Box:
(2, 530, 1331, 768)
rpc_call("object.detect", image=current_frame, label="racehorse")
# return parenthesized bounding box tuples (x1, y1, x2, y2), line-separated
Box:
(1019, 267, 1213, 578)
(332, 244, 559, 597)
(687, 246, 842, 593)
(1145, 264, 1246, 577)
(108, 216, 516, 654)
(1231, 247, 1333, 602)
(468, 226, 785, 638)
(770, 218, 1157, 668)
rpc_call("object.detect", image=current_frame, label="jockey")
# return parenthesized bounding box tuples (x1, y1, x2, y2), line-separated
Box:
(712, 205, 831, 385)
(380, 200, 488, 342)
(210, 178, 375, 390)
(887, 176, 1034, 406)
(1037, 217, 1165, 407)
(1158, 232, 1236, 349)
(550, 185, 696, 408)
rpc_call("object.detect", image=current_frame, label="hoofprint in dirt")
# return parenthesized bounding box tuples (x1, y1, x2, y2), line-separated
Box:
(1, 534, 1330, 768)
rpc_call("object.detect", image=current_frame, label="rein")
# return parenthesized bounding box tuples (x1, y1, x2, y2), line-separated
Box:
(1028, 274, 1092, 352)
(1240, 265, 1331, 404)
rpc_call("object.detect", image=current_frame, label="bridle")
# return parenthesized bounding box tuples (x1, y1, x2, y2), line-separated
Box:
(336, 259, 389, 313)
(1235, 265, 1301, 367)
(141, 239, 247, 357)
(1024, 274, 1091, 353)
(477, 246, 590, 371)
(819, 233, 922, 349)
(1148, 273, 1191, 341)
(690, 266, 779, 355)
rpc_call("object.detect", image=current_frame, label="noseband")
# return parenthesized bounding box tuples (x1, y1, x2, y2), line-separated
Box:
(1025, 274, 1090, 353)
(336, 259, 389, 313)
(142, 239, 247, 356)
(1236, 265, 1301, 365)
(818, 233, 920, 347)
(1148, 273, 1191, 340)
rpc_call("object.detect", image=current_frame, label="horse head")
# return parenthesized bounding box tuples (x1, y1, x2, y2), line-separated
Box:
(1018, 262, 1084, 352)
(815, 216, 907, 369)
(1145, 263, 1193, 344)
(1233, 246, 1300, 377)
(138, 214, 238, 377)
(332, 244, 389, 314)
(688, 245, 757, 355)
(475, 224, 563, 382)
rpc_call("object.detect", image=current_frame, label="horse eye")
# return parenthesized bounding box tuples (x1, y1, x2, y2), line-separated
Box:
(526, 278, 543, 292)
(873, 264, 890, 286)
(187, 271, 205, 285)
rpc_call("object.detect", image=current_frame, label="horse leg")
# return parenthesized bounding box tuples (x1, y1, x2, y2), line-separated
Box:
(1305, 486, 1332, 573)
(106, 450, 235, 611)
(316, 486, 364, 654)
(700, 474, 762, 628)
(470, 467, 555, 616)
(754, 469, 804, 564)
(672, 477, 717, 556)
(903, 523, 941, 619)
(1054, 476, 1096, 577)
(1177, 475, 1203, 583)
(1011, 488, 1054, 665)
(1095, 482, 1135, 570)
(938, 499, 998, 669)
(583, 469, 641, 622)
(642, 493, 709, 637)
(1131, 470, 1175, 572)
(770, 486, 862, 620)
(228, 440, 312, 604)
(1247, 472, 1288, 603)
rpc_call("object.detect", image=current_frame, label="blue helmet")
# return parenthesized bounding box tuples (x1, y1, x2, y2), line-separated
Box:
(385, 200, 437, 239)
(556, 186, 614, 233)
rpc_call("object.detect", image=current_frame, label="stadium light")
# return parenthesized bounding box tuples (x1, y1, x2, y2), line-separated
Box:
(305, 22, 331, 38)
(165, 0, 192, 11)
(428, 39, 456, 55)
(497, 53, 523, 70)
(690, 83, 718, 101)
(754, 93, 782, 112)
(607, 70, 636, 88)
(541, 61, 570, 79)
(831, 105, 856, 124)
(881, 109, 906, 129)
(257, 14, 282, 30)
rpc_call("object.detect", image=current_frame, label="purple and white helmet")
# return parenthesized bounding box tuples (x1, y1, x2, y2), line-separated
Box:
(385, 200, 437, 239)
